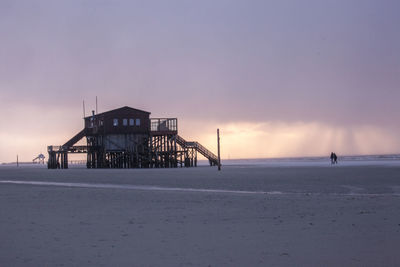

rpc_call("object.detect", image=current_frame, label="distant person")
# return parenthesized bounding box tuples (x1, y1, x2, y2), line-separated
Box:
(330, 152, 335, 164)
(333, 153, 338, 164)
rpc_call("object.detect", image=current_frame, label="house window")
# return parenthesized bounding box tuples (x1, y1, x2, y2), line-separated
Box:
(113, 118, 118, 126)
(136, 118, 141, 126)
(129, 118, 134, 126)
(123, 118, 128, 126)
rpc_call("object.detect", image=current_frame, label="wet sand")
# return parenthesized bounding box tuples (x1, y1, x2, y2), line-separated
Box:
(1, 165, 400, 266)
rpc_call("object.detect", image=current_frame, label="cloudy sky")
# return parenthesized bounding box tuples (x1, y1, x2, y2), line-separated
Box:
(1, 0, 399, 162)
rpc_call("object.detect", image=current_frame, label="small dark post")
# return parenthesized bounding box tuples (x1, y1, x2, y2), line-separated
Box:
(17, 155, 19, 167)
(83, 100, 86, 117)
(217, 129, 221, 171)
(83, 100, 86, 127)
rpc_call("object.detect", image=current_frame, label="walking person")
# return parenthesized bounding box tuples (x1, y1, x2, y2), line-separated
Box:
(330, 152, 335, 164)
(333, 153, 338, 164)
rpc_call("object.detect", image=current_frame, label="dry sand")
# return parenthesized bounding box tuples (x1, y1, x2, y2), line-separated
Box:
(0, 165, 400, 266)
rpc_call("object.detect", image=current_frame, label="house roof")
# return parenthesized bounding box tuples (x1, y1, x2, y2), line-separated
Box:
(84, 106, 151, 119)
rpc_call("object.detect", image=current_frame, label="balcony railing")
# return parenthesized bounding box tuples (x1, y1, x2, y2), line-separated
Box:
(150, 118, 177, 133)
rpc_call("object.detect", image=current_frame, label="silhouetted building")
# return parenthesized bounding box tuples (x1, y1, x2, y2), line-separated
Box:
(48, 106, 218, 169)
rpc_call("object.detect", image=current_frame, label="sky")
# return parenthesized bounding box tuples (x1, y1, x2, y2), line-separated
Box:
(1, 0, 400, 162)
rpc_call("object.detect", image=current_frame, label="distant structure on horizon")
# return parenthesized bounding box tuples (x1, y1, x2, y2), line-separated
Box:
(47, 106, 218, 169)
(32, 153, 45, 164)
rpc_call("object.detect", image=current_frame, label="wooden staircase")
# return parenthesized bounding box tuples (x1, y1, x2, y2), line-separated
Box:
(176, 135, 219, 166)
(63, 129, 86, 148)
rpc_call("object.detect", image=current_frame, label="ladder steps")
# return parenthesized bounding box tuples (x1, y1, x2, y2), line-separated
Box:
(176, 135, 218, 165)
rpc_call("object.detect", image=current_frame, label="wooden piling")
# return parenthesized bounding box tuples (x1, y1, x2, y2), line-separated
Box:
(217, 129, 221, 171)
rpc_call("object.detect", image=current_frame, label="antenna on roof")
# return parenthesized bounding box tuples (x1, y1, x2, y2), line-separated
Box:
(83, 100, 86, 118)
(96, 96, 98, 114)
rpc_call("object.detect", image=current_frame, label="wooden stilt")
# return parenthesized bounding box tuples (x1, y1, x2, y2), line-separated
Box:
(217, 128, 221, 171)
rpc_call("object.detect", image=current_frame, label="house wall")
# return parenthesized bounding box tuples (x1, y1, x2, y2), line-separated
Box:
(85, 108, 150, 135)
(103, 134, 148, 152)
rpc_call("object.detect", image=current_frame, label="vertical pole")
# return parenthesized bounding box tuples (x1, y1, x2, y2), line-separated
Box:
(217, 129, 221, 171)
(17, 155, 19, 167)
(83, 100, 86, 128)
(96, 96, 98, 114)
(174, 135, 177, 167)
(83, 100, 86, 117)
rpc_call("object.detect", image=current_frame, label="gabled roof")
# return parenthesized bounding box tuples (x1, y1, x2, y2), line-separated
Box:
(84, 106, 151, 119)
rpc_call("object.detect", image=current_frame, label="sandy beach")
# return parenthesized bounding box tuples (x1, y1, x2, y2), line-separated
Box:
(1, 165, 400, 266)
